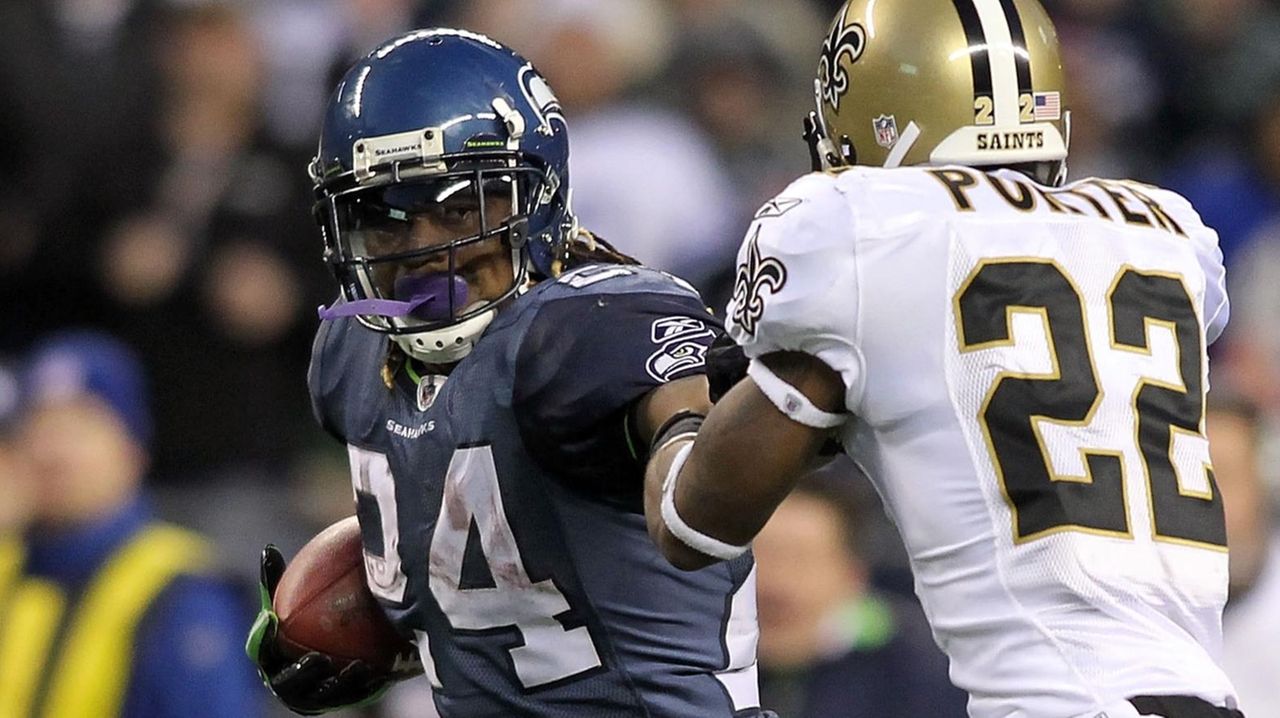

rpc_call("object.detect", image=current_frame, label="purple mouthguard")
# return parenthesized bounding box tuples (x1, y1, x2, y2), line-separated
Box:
(318, 273, 469, 322)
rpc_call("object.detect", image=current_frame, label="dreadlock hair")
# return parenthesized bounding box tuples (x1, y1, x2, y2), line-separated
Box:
(382, 342, 407, 388)
(549, 228, 641, 277)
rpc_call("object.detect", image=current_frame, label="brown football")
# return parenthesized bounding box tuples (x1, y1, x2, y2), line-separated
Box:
(273, 516, 415, 671)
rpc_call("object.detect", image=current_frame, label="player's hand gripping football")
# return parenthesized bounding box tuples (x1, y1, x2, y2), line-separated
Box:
(245, 545, 396, 715)
(706, 331, 749, 404)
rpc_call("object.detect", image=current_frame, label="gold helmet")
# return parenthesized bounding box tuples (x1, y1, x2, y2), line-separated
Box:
(805, 0, 1070, 184)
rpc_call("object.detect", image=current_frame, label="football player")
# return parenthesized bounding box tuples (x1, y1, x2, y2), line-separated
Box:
(244, 29, 764, 718)
(646, 1, 1244, 717)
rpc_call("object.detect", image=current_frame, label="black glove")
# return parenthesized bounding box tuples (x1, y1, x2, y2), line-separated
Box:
(707, 331, 749, 404)
(245, 546, 396, 715)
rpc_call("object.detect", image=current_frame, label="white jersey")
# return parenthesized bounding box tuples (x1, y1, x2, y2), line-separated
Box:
(727, 166, 1236, 718)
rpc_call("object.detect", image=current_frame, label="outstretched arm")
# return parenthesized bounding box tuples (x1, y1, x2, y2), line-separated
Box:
(643, 351, 847, 570)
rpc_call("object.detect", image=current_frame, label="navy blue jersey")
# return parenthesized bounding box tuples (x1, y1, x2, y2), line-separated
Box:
(308, 264, 759, 718)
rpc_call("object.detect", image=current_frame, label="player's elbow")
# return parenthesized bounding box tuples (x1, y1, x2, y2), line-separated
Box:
(655, 529, 720, 571)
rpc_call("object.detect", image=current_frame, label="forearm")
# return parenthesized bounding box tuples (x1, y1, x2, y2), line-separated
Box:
(644, 438, 710, 570)
(645, 353, 843, 569)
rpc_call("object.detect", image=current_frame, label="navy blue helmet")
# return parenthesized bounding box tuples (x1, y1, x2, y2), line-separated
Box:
(311, 29, 575, 363)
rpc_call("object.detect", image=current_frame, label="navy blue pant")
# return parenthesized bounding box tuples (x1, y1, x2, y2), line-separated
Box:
(1130, 695, 1244, 717)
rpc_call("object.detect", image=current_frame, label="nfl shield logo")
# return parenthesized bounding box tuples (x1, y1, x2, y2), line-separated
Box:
(873, 114, 899, 148)
(416, 374, 444, 411)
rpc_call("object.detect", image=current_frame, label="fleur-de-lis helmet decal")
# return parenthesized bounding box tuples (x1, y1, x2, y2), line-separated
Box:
(817, 4, 867, 112)
(731, 227, 788, 337)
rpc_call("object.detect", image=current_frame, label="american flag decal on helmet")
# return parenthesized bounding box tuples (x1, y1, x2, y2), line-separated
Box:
(1033, 92, 1061, 121)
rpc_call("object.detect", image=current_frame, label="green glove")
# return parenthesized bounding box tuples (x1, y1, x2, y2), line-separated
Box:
(244, 545, 396, 716)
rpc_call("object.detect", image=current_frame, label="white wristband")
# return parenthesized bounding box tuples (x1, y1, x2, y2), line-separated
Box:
(747, 359, 847, 429)
(659, 442, 750, 561)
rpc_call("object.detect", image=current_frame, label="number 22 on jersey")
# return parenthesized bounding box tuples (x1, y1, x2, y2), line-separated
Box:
(951, 258, 1226, 549)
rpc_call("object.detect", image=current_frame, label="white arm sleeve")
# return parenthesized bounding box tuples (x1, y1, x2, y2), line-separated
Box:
(724, 172, 865, 410)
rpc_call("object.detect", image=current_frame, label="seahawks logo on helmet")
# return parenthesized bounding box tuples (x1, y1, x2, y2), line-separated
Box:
(518, 63, 565, 137)
(731, 227, 787, 337)
(817, 6, 867, 112)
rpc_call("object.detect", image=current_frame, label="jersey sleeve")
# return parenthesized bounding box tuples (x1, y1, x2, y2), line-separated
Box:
(1195, 224, 1229, 346)
(725, 172, 866, 405)
(1130, 182, 1230, 345)
(306, 315, 346, 443)
(1199, 227, 1229, 346)
(512, 286, 721, 501)
(307, 308, 387, 444)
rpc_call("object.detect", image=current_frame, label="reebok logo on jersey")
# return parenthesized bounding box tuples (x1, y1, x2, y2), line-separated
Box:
(647, 316, 713, 382)
(754, 197, 803, 219)
(730, 228, 787, 337)
(651, 316, 709, 344)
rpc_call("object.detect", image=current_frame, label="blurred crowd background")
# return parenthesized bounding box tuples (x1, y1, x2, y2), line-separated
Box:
(2, 0, 1279, 716)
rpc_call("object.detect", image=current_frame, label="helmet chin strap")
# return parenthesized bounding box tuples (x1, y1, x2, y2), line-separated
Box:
(1054, 110, 1073, 187)
(400, 224, 531, 364)
(805, 80, 843, 172)
(883, 122, 921, 169)
(394, 309, 496, 364)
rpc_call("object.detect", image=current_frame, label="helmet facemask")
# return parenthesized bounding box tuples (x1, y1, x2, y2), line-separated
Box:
(316, 147, 558, 364)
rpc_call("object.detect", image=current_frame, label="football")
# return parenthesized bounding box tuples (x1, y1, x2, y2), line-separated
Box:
(273, 516, 415, 671)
